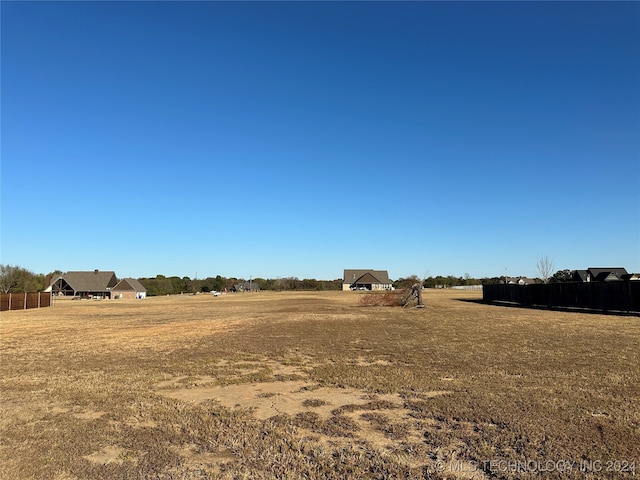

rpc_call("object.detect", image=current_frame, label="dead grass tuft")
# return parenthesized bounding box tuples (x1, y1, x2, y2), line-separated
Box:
(302, 398, 329, 408)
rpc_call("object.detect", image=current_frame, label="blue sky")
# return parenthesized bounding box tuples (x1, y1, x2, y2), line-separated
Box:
(2, 1, 639, 281)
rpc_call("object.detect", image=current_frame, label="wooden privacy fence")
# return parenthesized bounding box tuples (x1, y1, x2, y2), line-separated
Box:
(0, 292, 52, 312)
(483, 282, 640, 314)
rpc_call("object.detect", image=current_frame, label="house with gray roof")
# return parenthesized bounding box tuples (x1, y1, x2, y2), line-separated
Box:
(587, 267, 628, 282)
(112, 278, 147, 299)
(508, 277, 536, 285)
(571, 268, 630, 282)
(47, 270, 118, 298)
(572, 270, 589, 282)
(343, 269, 392, 291)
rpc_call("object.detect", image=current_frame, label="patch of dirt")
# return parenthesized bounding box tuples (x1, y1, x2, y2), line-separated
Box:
(354, 357, 393, 366)
(83, 445, 129, 465)
(156, 361, 470, 475)
(162, 380, 313, 417)
(171, 444, 237, 476)
(49, 406, 71, 415)
(72, 409, 105, 420)
(174, 444, 236, 463)
(156, 360, 413, 421)
(123, 417, 158, 428)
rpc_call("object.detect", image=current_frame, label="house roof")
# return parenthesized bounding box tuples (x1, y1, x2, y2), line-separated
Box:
(573, 270, 589, 282)
(343, 269, 390, 285)
(509, 277, 535, 285)
(52, 270, 118, 292)
(112, 278, 146, 292)
(353, 272, 381, 284)
(587, 267, 628, 282)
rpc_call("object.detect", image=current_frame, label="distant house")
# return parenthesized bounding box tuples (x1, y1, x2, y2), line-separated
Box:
(111, 278, 147, 299)
(47, 270, 118, 298)
(587, 268, 628, 282)
(232, 281, 260, 292)
(572, 268, 629, 282)
(343, 269, 392, 291)
(508, 277, 536, 285)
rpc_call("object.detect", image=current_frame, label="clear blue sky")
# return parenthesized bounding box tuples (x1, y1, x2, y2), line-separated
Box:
(2, 1, 639, 281)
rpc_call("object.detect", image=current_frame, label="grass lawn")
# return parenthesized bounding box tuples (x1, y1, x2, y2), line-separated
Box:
(1, 290, 638, 479)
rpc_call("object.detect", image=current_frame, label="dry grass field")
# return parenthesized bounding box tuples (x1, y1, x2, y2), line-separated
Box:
(1, 290, 638, 479)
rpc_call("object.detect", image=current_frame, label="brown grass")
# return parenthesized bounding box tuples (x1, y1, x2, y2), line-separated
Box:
(1, 290, 638, 479)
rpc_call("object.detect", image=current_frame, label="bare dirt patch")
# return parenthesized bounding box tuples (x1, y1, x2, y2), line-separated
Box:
(83, 445, 129, 465)
(157, 359, 457, 471)
(72, 409, 106, 420)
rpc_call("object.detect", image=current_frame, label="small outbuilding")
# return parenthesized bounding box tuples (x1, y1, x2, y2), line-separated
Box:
(111, 278, 147, 299)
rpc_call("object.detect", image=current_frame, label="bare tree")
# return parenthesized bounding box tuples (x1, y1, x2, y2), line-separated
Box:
(536, 255, 554, 284)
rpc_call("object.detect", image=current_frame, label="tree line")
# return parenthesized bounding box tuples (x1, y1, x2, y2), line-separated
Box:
(0, 265, 53, 293)
(393, 275, 485, 289)
(0, 265, 343, 295)
(0, 265, 487, 295)
(137, 275, 344, 296)
(4, 264, 569, 295)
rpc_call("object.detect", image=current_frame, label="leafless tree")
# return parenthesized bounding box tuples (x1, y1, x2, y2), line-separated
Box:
(536, 255, 554, 284)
